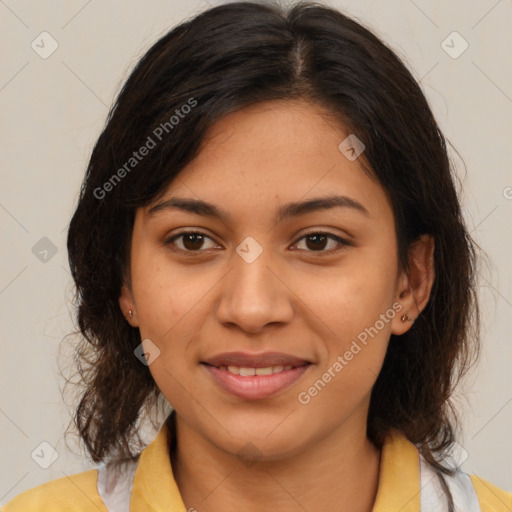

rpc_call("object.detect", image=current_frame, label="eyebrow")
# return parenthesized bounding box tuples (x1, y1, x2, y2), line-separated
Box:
(147, 194, 371, 222)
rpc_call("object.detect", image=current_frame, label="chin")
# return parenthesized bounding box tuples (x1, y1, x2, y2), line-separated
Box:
(207, 418, 309, 462)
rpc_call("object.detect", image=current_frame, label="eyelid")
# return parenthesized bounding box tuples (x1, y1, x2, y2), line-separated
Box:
(163, 228, 352, 255)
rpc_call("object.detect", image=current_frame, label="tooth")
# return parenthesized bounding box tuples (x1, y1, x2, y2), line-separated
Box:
(223, 365, 292, 376)
(255, 367, 273, 375)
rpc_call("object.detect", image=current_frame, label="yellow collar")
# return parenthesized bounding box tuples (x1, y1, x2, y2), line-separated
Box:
(130, 417, 420, 511)
(372, 430, 421, 511)
(130, 416, 184, 511)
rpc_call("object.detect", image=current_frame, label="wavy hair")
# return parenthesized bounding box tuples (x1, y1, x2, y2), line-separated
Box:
(64, 2, 482, 508)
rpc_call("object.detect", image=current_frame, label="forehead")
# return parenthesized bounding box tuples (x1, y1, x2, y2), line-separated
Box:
(144, 99, 392, 224)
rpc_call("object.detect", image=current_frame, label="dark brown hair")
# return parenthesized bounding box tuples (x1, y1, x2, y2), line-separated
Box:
(64, 1, 481, 507)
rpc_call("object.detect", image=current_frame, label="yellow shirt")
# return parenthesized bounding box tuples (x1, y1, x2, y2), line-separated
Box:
(2, 418, 511, 512)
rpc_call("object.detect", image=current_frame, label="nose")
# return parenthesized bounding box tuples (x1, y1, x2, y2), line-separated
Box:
(214, 248, 294, 334)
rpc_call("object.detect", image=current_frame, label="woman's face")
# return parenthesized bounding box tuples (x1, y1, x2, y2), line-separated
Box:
(120, 99, 420, 460)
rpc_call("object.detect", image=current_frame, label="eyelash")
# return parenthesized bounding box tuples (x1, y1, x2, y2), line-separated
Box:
(163, 230, 351, 256)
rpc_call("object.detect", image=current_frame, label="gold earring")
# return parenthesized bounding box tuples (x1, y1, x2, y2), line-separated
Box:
(401, 314, 414, 322)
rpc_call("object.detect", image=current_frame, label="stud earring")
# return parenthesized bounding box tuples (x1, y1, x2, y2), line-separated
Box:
(128, 309, 135, 320)
(401, 314, 414, 322)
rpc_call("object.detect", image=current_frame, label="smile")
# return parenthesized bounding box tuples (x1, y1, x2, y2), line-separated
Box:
(201, 362, 311, 400)
(220, 364, 295, 376)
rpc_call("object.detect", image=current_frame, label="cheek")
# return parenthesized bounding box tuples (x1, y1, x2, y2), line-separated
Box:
(299, 284, 394, 414)
(130, 260, 207, 406)
(296, 247, 397, 377)
(300, 257, 396, 333)
(130, 241, 195, 329)
(129, 261, 182, 358)
(129, 249, 215, 380)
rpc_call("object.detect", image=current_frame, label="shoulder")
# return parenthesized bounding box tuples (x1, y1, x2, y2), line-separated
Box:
(469, 473, 512, 512)
(1, 468, 107, 512)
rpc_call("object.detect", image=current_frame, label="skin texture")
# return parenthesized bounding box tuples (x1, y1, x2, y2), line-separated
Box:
(119, 99, 435, 512)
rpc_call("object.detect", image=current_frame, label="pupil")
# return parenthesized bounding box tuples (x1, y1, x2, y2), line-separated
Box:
(306, 234, 327, 251)
(184, 233, 204, 250)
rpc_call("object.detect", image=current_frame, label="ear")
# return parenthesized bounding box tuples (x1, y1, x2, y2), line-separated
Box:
(391, 234, 435, 336)
(119, 282, 139, 328)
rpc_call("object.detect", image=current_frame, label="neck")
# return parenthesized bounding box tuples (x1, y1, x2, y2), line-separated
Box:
(171, 411, 381, 512)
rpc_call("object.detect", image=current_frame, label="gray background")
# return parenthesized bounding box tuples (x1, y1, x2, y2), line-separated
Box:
(1, 0, 511, 504)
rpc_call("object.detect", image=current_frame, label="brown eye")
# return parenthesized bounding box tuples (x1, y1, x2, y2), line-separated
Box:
(294, 232, 350, 254)
(164, 230, 350, 256)
(164, 231, 218, 252)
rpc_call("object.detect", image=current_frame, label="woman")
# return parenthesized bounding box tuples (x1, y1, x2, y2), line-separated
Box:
(3, 1, 511, 511)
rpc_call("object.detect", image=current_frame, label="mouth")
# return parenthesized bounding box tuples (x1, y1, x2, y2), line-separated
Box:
(201, 362, 310, 376)
(201, 350, 311, 369)
(200, 351, 312, 400)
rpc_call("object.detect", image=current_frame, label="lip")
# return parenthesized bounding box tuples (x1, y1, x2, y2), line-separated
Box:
(201, 363, 312, 400)
(201, 351, 311, 368)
